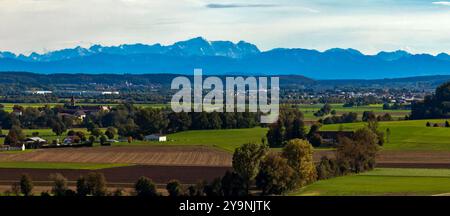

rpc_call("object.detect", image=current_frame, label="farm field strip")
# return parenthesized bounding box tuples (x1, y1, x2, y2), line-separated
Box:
(0, 161, 130, 170)
(0, 165, 231, 185)
(0, 146, 233, 167)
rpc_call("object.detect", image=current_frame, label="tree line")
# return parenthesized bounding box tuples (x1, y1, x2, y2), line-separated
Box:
(411, 81, 450, 119)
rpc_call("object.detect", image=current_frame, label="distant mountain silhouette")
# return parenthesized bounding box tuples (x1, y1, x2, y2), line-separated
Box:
(1, 37, 450, 79)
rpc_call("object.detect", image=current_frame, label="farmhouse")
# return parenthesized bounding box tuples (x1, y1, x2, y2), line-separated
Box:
(318, 131, 355, 145)
(24, 137, 47, 149)
(25, 137, 47, 144)
(144, 134, 167, 142)
(58, 96, 110, 119)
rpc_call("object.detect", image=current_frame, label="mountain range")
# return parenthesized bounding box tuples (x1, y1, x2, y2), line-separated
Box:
(1, 37, 450, 79)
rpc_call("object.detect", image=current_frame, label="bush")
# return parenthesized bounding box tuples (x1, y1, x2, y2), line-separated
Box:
(220, 171, 246, 197)
(166, 180, 183, 197)
(19, 174, 33, 196)
(135, 177, 158, 197)
(86, 173, 108, 196)
(76, 176, 89, 196)
(316, 156, 339, 180)
(50, 173, 68, 196)
(40, 191, 51, 197)
(203, 178, 223, 197)
(105, 127, 117, 139)
(100, 135, 108, 146)
(309, 133, 323, 147)
(112, 188, 124, 196)
(187, 181, 207, 197)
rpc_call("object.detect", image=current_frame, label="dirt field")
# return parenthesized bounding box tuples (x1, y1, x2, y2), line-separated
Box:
(2, 146, 450, 168)
(0, 146, 232, 167)
(0, 165, 231, 186)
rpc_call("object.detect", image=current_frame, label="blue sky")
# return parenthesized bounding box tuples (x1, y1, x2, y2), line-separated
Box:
(1, 0, 450, 55)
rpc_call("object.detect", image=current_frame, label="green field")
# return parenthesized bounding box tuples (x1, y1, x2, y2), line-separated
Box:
(299, 103, 409, 121)
(322, 119, 450, 151)
(294, 168, 450, 196)
(0, 162, 130, 170)
(114, 127, 269, 152)
(0, 103, 167, 112)
(0, 126, 268, 152)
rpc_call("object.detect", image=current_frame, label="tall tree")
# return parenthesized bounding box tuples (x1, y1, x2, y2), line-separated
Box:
(256, 153, 296, 195)
(232, 143, 268, 194)
(282, 139, 317, 187)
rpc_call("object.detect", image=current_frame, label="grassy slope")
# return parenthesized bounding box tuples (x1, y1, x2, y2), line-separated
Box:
(114, 127, 269, 152)
(0, 162, 130, 170)
(322, 119, 450, 151)
(294, 168, 450, 196)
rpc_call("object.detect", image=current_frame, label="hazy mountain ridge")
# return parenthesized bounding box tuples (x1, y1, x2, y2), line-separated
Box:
(1, 37, 450, 79)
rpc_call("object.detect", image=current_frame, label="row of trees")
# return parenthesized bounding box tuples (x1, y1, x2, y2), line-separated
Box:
(8, 173, 196, 197)
(85, 104, 260, 138)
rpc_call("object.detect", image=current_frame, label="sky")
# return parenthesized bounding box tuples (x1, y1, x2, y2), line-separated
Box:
(1, 0, 450, 55)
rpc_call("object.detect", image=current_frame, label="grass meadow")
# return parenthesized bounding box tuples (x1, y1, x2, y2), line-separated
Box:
(293, 168, 450, 196)
(113, 127, 269, 152)
(321, 119, 450, 151)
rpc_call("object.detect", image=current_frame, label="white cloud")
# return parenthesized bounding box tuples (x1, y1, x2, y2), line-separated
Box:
(433, 1, 450, 6)
(0, 0, 448, 55)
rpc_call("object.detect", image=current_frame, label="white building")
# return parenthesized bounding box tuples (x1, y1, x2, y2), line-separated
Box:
(144, 134, 167, 142)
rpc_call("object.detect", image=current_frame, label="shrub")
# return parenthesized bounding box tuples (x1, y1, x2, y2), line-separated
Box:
(135, 177, 158, 197)
(19, 174, 33, 196)
(76, 176, 89, 196)
(87, 173, 107, 196)
(203, 178, 223, 197)
(316, 156, 339, 180)
(50, 173, 68, 196)
(166, 180, 183, 197)
(220, 171, 246, 197)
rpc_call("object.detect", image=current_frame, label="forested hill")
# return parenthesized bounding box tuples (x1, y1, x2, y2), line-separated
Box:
(0, 72, 315, 87)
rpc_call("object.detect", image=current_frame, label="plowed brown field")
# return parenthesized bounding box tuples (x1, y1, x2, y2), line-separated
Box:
(0, 146, 232, 167)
